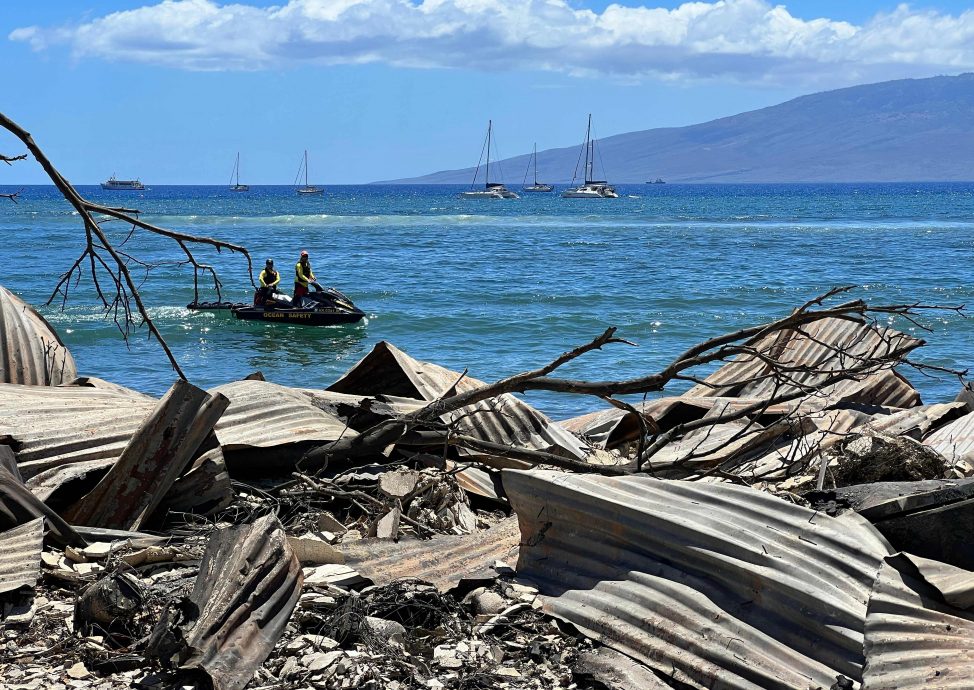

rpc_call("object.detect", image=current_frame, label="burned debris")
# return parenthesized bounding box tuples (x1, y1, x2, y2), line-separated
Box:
(4, 287, 974, 689)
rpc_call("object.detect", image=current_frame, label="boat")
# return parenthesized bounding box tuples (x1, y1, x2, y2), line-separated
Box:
(188, 283, 365, 326)
(294, 150, 324, 195)
(646, 178, 665, 184)
(101, 176, 145, 191)
(561, 115, 618, 199)
(460, 121, 519, 199)
(229, 152, 249, 192)
(522, 143, 553, 193)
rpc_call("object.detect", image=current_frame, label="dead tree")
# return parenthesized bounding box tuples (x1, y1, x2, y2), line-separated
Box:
(0, 112, 253, 378)
(303, 287, 965, 475)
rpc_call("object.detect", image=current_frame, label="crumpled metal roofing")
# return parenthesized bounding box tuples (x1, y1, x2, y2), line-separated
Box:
(0, 287, 77, 386)
(863, 553, 974, 689)
(210, 380, 354, 450)
(505, 469, 894, 689)
(0, 383, 157, 480)
(924, 410, 974, 464)
(328, 341, 589, 461)
(337, 517, 520, 591)
(686, 316, 922, 407)
(0, 517, 43, 594)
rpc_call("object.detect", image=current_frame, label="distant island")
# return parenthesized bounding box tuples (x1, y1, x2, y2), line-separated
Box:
(382, 73, 974, 184)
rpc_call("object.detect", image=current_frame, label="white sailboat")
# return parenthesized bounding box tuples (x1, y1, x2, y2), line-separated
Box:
(561, 114, 618, 198)
(460, 121, 519, 199)
(295, 150, 324, 195)
(522, 143, 553, 193)
(229, 152, 249, 192)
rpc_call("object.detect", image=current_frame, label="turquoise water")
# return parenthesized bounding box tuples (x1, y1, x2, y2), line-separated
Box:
(1, 183, 972, 419)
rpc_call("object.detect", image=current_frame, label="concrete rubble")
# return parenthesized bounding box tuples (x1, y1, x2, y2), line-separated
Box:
(4, 293, 974, 688)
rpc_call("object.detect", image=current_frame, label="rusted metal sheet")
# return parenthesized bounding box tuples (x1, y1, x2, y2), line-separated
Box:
(505, 469, 893, 689)
(687, 316, 922, 407)
(62, 376, 156, 401)
(302, 389, 423, 431)
(65, 380, 229, 530)
(147, 514, 302, 690)
(863, 554, 974, 689)
(924, 410, 974, 464)
(0, 517, 43, 594)
(210, 380, 354, 450)
(0, 461, 82, 545)
(863, 402, 968, 439)
(337, 517, 520, 591)
(159, 447, 233, 518)
(0, 383, 156, 480)
(0, 286, 77, 386)
(328, 341, 589, 461)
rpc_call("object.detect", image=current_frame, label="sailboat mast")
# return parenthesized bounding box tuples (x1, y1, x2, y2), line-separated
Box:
(533, 143, 538, 185)
(584, 114, 592, 184)
(304, 150, 309, 187)
(235, 152, 240, 186)
(485, 120, 492, 189)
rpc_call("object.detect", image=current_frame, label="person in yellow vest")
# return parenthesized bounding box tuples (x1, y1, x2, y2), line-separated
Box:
(294, 249, 316, 303)
(256, 259, 280, 304)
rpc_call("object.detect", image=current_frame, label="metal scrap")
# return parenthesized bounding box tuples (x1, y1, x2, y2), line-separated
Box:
(0, 517, 43, 595)
(0, 286, 77, 386)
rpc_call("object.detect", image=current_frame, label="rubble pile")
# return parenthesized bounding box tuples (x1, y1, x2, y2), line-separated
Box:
(4, 292, 974, 689)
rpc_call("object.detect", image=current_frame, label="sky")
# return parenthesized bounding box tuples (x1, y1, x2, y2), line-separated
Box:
(3, 0, 974, 184)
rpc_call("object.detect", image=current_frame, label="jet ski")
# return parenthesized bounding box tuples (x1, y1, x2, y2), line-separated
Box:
(233, 283, 365, 326)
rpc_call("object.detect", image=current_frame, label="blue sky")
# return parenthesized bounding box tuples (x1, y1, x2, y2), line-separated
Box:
(3, 0, 974, 184)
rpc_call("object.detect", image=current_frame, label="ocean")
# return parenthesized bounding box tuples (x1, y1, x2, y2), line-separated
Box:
(1, 182, 971, 420)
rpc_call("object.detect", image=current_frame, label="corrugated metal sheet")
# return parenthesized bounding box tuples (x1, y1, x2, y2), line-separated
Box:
(863, 554, 974, 689)
(924, 410, 974, 463)
(148, 514, 303, 690)
(863, 402, 968, 439)
(687, 316, 922, 407)
(328, 341, 589, 461)
(0, 287, 76, 386)
(0, 517, 43, 594)
(900, 552, 974, 610)
(337, 517, 520, 591)
(0, 383, 156, 480)
(210, 380, 354, 450)
(505, 469, 894, 690)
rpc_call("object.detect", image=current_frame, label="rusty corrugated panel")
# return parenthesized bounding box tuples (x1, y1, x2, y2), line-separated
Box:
(924, 410, 974, 463)
(328, 341, 589, 461)
(0, 517, 43, 594)
(865, 402, 968, 439)
(0, 383, 156, 480)
(687, 316, 922, 406)
(147, 514, 302, 690)
(505, 469, 893, 689)
(337, 517, 520, 591)
(211, 380, 354, 450)
(65, 380, 229, 530)
(159, 447, 233, 518)
(863, 554, 974, 689)
(0, 287, 76, 386)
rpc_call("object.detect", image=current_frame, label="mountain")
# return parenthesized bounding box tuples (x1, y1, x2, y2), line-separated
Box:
(383, 74, 974, 184)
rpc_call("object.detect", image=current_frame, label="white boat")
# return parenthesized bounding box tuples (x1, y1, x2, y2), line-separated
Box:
(229, 152, 249, 192)
(522, 143, 553, 193)
(561, 115, 618, 199)
(101, 176, 145, 191)
(459, 120, 519, 199)
(294, 150, 324, 195)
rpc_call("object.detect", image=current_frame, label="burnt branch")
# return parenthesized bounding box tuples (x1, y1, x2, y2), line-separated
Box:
(0, 111, 254, 378)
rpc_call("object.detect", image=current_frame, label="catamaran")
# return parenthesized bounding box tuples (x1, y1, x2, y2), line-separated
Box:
(561, 115, 618, 198)
(522, 143, 553, 193)
(229, 152, 249, 192)
(294, 150, 324, 195)
(460, 120, 519, 199)
(101, 175, 145, 191)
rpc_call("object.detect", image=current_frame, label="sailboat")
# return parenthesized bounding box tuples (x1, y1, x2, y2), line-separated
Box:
(522, 143, 553, 193)
(295, 150, 324, 195)
(561, 114, 618, 198)
(459, 120, 519, 199)
(229, 152, 249, 192)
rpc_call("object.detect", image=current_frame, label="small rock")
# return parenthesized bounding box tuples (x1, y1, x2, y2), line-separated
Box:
(306, 650, 343, 672)
(66, 663, 89, 679)
(472, 591, 506, 615)
(378, 470, 421, 498)
(494, 666, 521, 677)
(278, 656, 298, 679)
(81, 542, 113, 560)
(361, 616, 406, 645)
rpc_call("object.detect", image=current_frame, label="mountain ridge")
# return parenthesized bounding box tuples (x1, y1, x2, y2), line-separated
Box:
(380, 74, 974, 184)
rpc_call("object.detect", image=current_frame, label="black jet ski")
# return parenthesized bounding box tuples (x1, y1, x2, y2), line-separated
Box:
(233, 284, 365, 326)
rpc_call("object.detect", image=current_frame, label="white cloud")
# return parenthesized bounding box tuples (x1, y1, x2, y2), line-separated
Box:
(10, 0, 974, 84)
